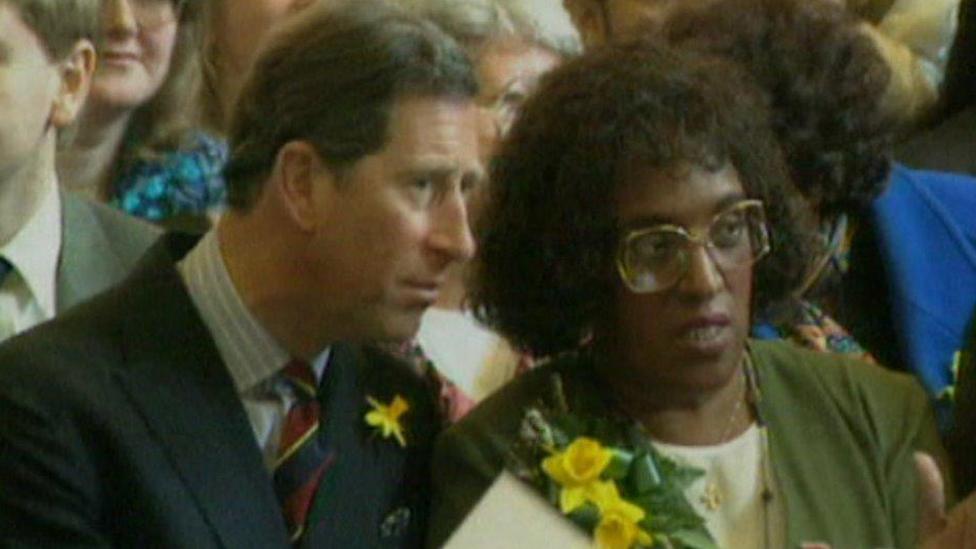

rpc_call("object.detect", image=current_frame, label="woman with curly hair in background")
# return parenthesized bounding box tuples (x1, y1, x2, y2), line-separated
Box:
(661, 0, 976, 430)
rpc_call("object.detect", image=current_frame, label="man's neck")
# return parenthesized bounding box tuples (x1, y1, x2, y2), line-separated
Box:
(0, 141, 56, 247)
(57, 106, 132, 201)
(217, 211, 331, 361)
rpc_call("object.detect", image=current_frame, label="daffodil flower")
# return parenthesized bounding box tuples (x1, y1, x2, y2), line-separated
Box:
(542, 437, 613, 513)
(365, 395, 410, 447)
(590, 481, 653, 549)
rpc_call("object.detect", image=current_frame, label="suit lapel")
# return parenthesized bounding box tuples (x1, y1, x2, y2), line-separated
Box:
(56, 193, 129, 311)
(112, 237, 289, 548)
(302, 345, 429, 547)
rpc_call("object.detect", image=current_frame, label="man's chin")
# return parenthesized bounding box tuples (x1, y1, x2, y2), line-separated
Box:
(375, 311, 425, 343)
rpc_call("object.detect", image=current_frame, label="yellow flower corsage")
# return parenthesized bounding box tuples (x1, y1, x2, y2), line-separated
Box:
(365, 394, 410, 447)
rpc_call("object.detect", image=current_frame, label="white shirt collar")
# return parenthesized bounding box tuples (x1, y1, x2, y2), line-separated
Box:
(178, 230, 329, 393)
(0, 176, 62, 318)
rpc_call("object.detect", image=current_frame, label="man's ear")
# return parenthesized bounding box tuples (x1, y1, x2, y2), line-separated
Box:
(271, 140, 336, 232)
(562, 0, 608, 48)
(50, 39, 96, 128)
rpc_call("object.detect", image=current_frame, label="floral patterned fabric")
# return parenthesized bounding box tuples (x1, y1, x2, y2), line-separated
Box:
(753, 215, 876, 363)
(111, 132, 228, 223)
(753, 300, 876, 364)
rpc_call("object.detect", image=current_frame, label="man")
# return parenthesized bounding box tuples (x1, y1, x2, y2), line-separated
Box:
(0, 1, 482, 546)
(0, 0, 159, 342)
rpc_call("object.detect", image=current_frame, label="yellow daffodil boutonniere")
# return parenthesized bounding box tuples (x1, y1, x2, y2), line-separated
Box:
(365, 394, 409, 447)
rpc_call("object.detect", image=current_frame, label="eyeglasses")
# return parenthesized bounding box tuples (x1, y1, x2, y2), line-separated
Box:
(478, 76, 541, 139)
(616, 199, 771, 293)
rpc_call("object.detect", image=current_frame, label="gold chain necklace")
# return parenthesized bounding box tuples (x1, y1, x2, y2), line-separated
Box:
(700, 367, 748, 511)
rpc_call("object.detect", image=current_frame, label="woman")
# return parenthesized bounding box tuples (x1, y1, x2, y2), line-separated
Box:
(662, 0, 976, 423)
(428, 43, 945, 548)
(397, 0, 581, 418)
(58, 0, 224, 230)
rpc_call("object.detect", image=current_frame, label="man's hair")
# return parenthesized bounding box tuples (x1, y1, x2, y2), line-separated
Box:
(223, 0, 479, 210)
(6, 0, 99, 60)
(399, 0, 582, 59)
(471, 42, 815, 357)
(663, 0, 895, 216)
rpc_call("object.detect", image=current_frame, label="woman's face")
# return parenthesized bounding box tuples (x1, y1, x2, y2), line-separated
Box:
(475, 39, 562, 155)
(608, 163, 753, 394)
(213, 0, 315, 74)
(471, 39, 562, 217)
(91, 0, 179, 113)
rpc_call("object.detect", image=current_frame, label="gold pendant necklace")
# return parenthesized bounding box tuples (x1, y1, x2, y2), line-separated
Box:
(699, 367, 748, 511)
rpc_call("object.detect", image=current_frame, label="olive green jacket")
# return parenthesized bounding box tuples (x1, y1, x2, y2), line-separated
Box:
(428, 339, 947, 548)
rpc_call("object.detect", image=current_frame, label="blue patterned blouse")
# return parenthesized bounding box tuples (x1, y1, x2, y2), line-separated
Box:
(110, 132, 228, 223)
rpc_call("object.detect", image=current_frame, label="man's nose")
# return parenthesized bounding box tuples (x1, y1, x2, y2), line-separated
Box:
(429, 189, 477, 263)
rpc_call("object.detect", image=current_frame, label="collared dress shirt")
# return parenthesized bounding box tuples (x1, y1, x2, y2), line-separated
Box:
(179, 230, 329, 467)
(0, 177, 62, 342)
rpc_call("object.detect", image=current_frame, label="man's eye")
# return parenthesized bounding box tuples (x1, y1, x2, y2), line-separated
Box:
(412, 177, 434, 191)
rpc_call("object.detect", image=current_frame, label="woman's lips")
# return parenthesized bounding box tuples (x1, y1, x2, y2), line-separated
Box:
(675, 314, 733, 353)
(101, 51, 140, 66)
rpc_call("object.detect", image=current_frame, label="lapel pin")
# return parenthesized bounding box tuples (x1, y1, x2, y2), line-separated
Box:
(380, 506, 411, 538)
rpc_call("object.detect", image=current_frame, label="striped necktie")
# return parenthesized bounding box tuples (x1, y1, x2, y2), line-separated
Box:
(273, 359, 335, 543)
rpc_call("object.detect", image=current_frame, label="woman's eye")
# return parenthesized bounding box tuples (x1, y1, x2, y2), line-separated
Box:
(634, 234, 680, 262)
(711, 218, 746, 247)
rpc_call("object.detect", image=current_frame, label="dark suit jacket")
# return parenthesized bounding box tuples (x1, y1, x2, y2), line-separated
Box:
(0, 234, 439, 548)
(57, 192, 160, 311)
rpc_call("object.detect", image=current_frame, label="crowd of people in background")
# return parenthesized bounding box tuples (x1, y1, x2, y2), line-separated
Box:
(0, 0, 974, 547)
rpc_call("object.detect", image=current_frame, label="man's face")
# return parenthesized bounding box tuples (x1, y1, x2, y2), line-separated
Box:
(0, 3, 62, 183)
(304, 96, 482, 342)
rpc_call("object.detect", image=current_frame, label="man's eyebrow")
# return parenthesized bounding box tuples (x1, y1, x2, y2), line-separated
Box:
(397, 161, 485, 183)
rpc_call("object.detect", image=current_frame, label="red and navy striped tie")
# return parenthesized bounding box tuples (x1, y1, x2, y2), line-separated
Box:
(273, 360, 334, 543)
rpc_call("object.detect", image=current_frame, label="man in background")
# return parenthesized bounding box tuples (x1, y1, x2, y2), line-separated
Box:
(0, 0, 159, 343)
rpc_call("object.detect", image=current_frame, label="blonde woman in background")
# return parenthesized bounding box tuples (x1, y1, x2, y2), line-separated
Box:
(58, 0, 224, 232)
(397, 0, 581, 420)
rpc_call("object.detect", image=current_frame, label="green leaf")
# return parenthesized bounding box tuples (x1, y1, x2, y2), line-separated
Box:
(604, 448, 634, 480)
(567, 501, 600, 530)
(629, 453, 662, 493)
